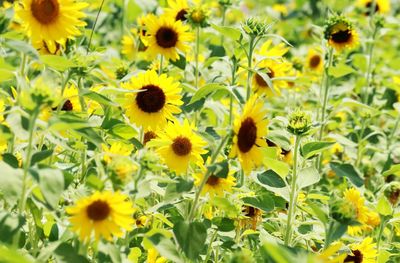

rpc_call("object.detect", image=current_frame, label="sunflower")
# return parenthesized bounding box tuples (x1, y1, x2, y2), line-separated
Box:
(147, 119, 208, 174)
(306, 47, 324, 72)
(143, 130, 158, 145)
(15, 0, 87, 54)
(33, 39, 64, 55)
(240, 205, 262, 230)
(194, 170, 236, 198)
(317, 242, 346, 263)
(121, 33, 136, 60)
(229, 96, 269, 173)
(344, 237, 377, 263)
(343, 188, 369, 236)
(67, 191, 135, 242)
(145, 15, 193, 61)
(165, 0, 189, 22)
(102, 141, 133, 164)
(53, 83, 81, 112)
(122, 70, 183, 130)
(324, 16, 359, 52)
(358, 0, 390, 15)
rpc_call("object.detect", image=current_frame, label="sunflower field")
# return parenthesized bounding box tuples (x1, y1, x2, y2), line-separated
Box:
(1, 0, 400, 262)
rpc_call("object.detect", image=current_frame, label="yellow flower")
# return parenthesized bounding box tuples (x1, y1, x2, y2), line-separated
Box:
(109, 157, 137, 181)
(165, 0, 189, 22)
(317, 242, 346, 263)
(122, 70, 183, 130)
(33, 39, 65, 55)
(194, 171, 236, 198)
(344, 237, 377, 263)
(147, 248, 167, 263)
(102, 141, 133, 164)
(67, 191, 135, 242)
(15, 0, 87, 54)
(325, 17, 359, 52)
(343, 188, 369, 236)
(240, 205, 262, 230)
(230, 96, 268, 173)
(145, 15, 193, 61)
(358, 0, 390, 15)
(306, 47, 324, 72)
(58, 83, 82, 112)
(147, 119, 208, 174)
(121, 33, 136, 60)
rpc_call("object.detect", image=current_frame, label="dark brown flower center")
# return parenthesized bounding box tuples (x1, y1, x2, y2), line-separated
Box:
(237, 117, 257, 153)
(243, 205, 258, 217)
(344, 249, 363, 263)
(175, 9, 188, 21)
(309, 55, 321, 68)
(61, 99, 73, 111)
(255, 68, 274, 88)
(136, 85, 166, 113)
(156, 27, 178, 48)
(206, 175, 220, 186)
(171, 136, 192, 156)
(86, 200, 111, 221)
(143, 131, 157, 145)
(31, 0, 60, 25)
(331, 29, 352, 44)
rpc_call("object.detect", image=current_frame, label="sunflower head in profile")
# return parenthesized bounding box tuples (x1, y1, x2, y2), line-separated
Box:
(145, 15, 193, 61)
(122, 70, 183, 130)
(324, 16, 359, 52)
(306, 47, 324, 72)
(67, 191, 135, 242)
(344, 237, 377, 263)
(229, 96, 268, 174)
(165, 0, 189, 22)
(15, 0, 87, 53)
(147, 119, 208, 174)
(358, 0, 390, 15)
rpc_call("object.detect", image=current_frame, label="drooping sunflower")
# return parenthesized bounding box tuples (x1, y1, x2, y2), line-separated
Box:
(122, 70, 183, 130)
(165, 0, 189, 22)
(324, 16, 359, 52)
(15, 0, 87, 54)
(145, 15, 193, 61)
(194, 169, 236, 198)
(229, 96, 268, 173)
(67, 191, 135, 242)
(306, 47, 324, 72)
(344, 237, 377, 263)
(358, 0, 390, 15)
(147, 119, 208, 174)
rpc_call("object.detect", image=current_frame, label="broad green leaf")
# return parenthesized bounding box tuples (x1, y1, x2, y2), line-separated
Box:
(257, 170, 285, 188)
(352, 54, 368, 72)
(0, 162, 23, 207)
(328, 63, 355, 78)
(307, 201, 328, 224)
(341, 98, 376, 115)
(330, 162, 364, 187)
(0, 69, 14, 82)
(242, 192, 274, 212)
(377, 196, 393, 216)
(39, 168, 64, 209)
(54, 243, 89, 263)
(211, 24, 241, 41)
(298, 167, 321, 189)
(189, 83, 227, 104)
(5, 40, 39, 59)
(31, 149, 53, 166)
(263, 157, 289, 178)
(82, 90, 118, 107)
(173, 221, 208, 260)
(261, 242, 293, 263)
(40, 55, 76, 71)
(147, 233, 184, 263)
(0, 245, 33, 263)
(0, 212, 25, 245)
(110, 123, 137, 140)
(301, 141, 335, 159)
(212, 217, 235, 232)
(382, 164, 400, 177)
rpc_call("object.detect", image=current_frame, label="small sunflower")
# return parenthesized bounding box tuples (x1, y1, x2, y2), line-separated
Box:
(54, 83, 81, 112)
(145, 15, 193, 61)
(343, 188, 369, 236)
(15, 0, 87, 54)
(121, 33, 136, 60)
(122, 70, 183, 130)
(306, 47, 324, 72)
(147, 119, 208, 174)
(358, 0, 390, 15)
(229, 96, 268, 173)
(67, 191, 135, 242)
(324, 16, 359, 52)
(102, 141, 133, 164)
(240, 205, 262, 230)
(194, 170, 236, 198)
(344, 237, 377, 263)
(165, 0, 189, 22)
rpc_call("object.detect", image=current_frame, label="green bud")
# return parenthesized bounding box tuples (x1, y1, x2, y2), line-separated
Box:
(287, 109, 312, 135)
(242, 18, 268, 38)
(330, 198, 358, 224)
(115, 66, 128, 80)
(188, 7, 209, 28)
(384, 182, 400, 206)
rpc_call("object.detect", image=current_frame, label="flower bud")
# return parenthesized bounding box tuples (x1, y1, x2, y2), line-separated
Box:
(287, 109, 312, 135)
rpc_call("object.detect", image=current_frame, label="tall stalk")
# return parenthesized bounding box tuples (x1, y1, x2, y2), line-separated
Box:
(195, 26, 201, 89)
(246, 36, 256, 101)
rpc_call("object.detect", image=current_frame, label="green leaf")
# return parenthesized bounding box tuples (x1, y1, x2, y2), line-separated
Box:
(40, 55, 76, 71)
(211, 217, 235, 232)
(211, 24, 241, 41)
(307, 201, 328, 224)
(173, 221, 207, 260)
(5, 40, 39, 59)
(82, 90, 118, 107)
(0, 212, 25, 244)
(330, 162, 364, 187)
(38, 168, 64, 209)
(301, 141, 335, 159)
(0, 245, 33, 263)
(263, 157, 289, 178)
(0, 69, 14, 82)
(169, 54, 186, 70)
(382, 164, 400, 177)
(147, 234, 184, 263)
(298, 167, 320, 189)
(2, 153, 19, 168)
(54, 243, 89, 263)
(0, 162, 23, 207)
(189, 83, 227, 104)
(31, 149, 53, 166)
(377, 196, 393, 216)
(207, 160, 229, 178)
(110, 123, 137, 140)
(242, 192, 274, 212)
(328, 63, 355, 78)
(257, 170, 285, 188)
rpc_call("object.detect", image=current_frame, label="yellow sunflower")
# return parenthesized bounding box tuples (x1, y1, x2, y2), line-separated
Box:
(306, 47, 324, 72)
(317, 242, 346, 263)
(102, 141, 133, 164)
(344, 237, 377, 263)
(343, 188, 369, 236)
(229, 96, 268, 173)
(15, 0, 87, 54)
(165, 0, 189, 22)
(33, 39, 65, 55)
(147, 119, 208, 174)
(324, 17, 359, 52)
(145, 15, 193, 61)
(121, 33, 136, 60)
(194, 169, 236, 198)
(53, 83, 81, 112)
(67, 191, 135, 242)
(358, 0, 390, 15)
(240, 205, 262, 230)
(122, 70, 183, 130)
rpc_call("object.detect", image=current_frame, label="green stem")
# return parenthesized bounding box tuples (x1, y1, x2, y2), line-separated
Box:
(188, 134, 230, 222)
(284, 135, 301, 246)
(362, 23, 379, 104)
(195, 26, 201, 89)
(204, 229, 218, 263)
(229, 59, 238, 125)
(246, 36, 255, 101)
(220, 5, 227, 45)
(159, 55, 164, 75)
(87, 0, 105, 54)
(376, 217, 386, 251)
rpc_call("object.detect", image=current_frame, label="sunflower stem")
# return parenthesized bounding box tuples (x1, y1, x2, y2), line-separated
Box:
(284, 134, 301, 247)
(159, 55, 164, 75)
(188, 134, 229, 222)
(246, 36, 256, 101)
(195, 26, 201, 89)
(87, 0, 106, 54)
(376, 216, 386, 251)
(362, 23, 379, 104)
(220, 5, 227, 45)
